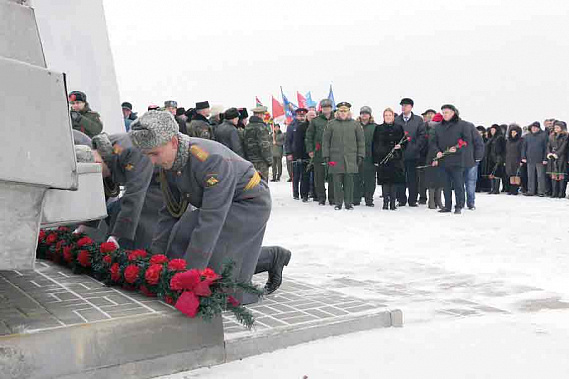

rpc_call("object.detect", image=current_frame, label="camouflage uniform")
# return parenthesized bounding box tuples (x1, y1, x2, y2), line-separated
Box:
(243, 116, 272, 181)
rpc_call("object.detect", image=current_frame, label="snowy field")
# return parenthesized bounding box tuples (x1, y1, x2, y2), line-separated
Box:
(162, 174, 569, 379)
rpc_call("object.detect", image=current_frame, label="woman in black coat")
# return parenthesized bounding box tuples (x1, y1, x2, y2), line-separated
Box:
(546, 120, 568, 198)
(372, 108, 405, 210)
(485, 124, 506, 194)
(505, 124, 523, 195)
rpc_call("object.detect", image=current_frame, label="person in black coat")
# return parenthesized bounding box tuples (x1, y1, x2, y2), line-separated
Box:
(291, 110, 310, 201)
(372, 108, 405, 210)
(485, 124, 506, 194)
(546, 120, 569, 198)
(214, 108, 245, 157)
(505, 124, 523, 195)
(431, 104, 472, 214)
(476, 126, 491, 192)
(424, 114, 445, 209)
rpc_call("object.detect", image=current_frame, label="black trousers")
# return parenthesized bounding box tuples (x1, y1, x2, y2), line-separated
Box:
(397, 159, 419, 205)
(292, 161, 310, 199)
(442, 166, 465, 209)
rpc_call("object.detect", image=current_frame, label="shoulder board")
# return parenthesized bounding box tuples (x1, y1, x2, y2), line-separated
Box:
(190, 145, 209, 162)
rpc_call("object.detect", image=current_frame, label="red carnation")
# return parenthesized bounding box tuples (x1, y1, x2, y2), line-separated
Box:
(175, 291, 200, 318)
(103, 255, 112, 264)
(140, 285, 156, 298)
(128, 249, 148, 262)
(168, 259, 187, 271)
(328, 161, 337, 167)
(46, 233, 58, 244)
(110, 263, 121, 282)
(39, 230, 46, 242)
(55, 241, 64, 253)
(77, 237, 93, 247)
(407, 136, 412, 142)
(170, 269, 212, 297)
(228, 296, 240, 307)
(145, 264, 163, 285)
(77, 250, 91, 268)
(149, 254, 169, 265)
(57, 226, 70, 232)
(315, 142, 321, 151)
(405, 131, 409, 135)
(124, 265, 140, 284)
(458, 139, 468, 148)
(63, 246, 73, 263)
(100, 242, 117, 254)
(201, 268, 220, 281)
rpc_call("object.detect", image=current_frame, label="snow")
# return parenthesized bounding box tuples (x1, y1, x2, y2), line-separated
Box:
(160, 177, 569, 378)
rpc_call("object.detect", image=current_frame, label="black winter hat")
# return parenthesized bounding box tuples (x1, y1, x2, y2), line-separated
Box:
(176, 107, 186, 117)
(224, 108, 240, 120)
(529, 121, 541, 130)
(196, 101, 210, 110)
(239, 108, 249, 120)
(121, 102, 133, 110)
(441, 104, 459, 117)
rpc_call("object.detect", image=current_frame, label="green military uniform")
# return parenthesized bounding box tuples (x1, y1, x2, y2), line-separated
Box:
(272, 129, 285, 181)
(353, 118, 378, 205)
(305, 113, 335, 204)
(243, 115, 272, 181)
(71, 103, 103, 138)
(322, 106, 365, 209)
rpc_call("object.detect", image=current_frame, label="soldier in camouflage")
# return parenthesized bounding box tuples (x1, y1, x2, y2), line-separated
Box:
(68, 91, 103, 138)
(243, 106, 272, 181)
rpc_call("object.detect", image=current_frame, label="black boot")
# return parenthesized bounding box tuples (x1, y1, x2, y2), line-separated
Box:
(265, 248, 292, 295)
(383, 198, 389, 210)
(551, 180, 559, 198)
(389, 198, 396, 210)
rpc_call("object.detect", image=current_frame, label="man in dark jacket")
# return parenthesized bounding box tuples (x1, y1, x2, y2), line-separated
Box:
(188, 101, 215, 139)
(353, 106, 377, 206)
(286, 108, 307, 185)
(394, 98, 426, 207)
(522, 121, 548, 196)
(290, 108, 310, 201)
(431, 104, 472, 214)
(69, 91, 103, 138)
(462, 122, 485, 209)
(305, 99, 335, 205)
(214, 108, 244, 157)
(272, 124, 285, 181)
(244, 106, 273, 181)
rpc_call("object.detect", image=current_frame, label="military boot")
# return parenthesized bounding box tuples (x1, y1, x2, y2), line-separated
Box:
(265, 248, 292, 295)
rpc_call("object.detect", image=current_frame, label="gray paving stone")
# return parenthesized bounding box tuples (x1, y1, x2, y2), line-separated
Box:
(266, 303, 297, 313)
(304, 308, 334, 319)
(343, 304, 378, 313)
(318, 306, 349, 316)
(76, 308, 110, 322)
(282, 315, 319, 325)
(273, 311, 305, 319)
(254, 316, 288, 328)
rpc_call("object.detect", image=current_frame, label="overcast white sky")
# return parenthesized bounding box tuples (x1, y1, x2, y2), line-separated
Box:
(103, 0, 569, 127)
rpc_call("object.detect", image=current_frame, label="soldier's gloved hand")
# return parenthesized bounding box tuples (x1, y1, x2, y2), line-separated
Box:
(107, 235, 120, 249)
(70, 111, 82, 122)
(73, 225, 87, 235)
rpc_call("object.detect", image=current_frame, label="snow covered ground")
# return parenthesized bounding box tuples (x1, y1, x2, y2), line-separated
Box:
(161, 177, 569, 378)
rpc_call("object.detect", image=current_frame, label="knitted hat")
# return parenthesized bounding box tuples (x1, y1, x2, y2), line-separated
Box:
(129, 111, 178, 150)
(91, 133, 114, 165)
(360, 106, 372, 115)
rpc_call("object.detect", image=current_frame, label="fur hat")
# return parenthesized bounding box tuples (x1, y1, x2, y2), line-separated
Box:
(196, 101, 210, 110)
(129, 111, 178, 150)
(91, 133, 114, 165)
(320, 99, 333, 108)
(360, 106, 372, 115)
(224, 107, 240, 120)
(69, 91, 86, 103)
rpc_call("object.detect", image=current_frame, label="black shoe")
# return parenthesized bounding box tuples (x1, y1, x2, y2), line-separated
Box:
(353, 202, 361, 206)
(418, 198, 427, 205)
(293, 196, 299, 200)
(390, 201, 397, 210)
(454, 207, 462, 214)
(302, 197, 309, 202)
(270, 178, 277, 182)
(468, 205, 476, 210)
(366, 203, 374, 207)
(382, 202, 389, 210)
(318, 200, 326, 206)
(398, 202, 406, 207)
(345, 205, 354, 210)
(334, 205, 342, 210)
(409, 203, 418, 207)
(538, 194, 546, 197)
(438, 208, 452, 213)
(523, 193, 534, 197)
(287, 178, 292, 182)
(330, 202, 335, 206)
(265, 249, 292, 295)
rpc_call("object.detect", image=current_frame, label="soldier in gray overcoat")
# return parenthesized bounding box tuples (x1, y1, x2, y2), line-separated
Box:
(322, 102, 365, 210)
(129, 111, 273, 302)
(90, 133, 163, 250)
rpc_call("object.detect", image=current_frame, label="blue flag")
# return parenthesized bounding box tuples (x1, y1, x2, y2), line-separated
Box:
(327, 85, 336, 109)
(280, 87, 294, 123)
(305, 92, 317, 108)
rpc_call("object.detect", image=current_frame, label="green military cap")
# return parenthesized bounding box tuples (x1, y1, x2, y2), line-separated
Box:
(336, 102, 351, 109)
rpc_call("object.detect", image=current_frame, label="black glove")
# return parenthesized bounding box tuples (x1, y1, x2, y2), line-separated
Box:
(70, 111, 82, 123)
(357, 157, 364, 166)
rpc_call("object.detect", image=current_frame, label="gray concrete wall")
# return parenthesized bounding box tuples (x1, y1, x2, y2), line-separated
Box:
(31, 0, 125, 134)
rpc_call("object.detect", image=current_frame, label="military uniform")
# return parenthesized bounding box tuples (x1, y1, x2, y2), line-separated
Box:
(149, 138, 272, 299)
(305, 113, 335, 204)
(243, 115, 272, 181)
(188, 114, 215, 139)
(353, 115, 377, 206)
(91, 133, 163, 250)
(322, 103, 365, 209)
(71, 103, 103, 138)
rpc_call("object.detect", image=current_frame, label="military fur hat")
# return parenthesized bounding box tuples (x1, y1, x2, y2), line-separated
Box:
(360, 106, 372, 115)
(129, 111, 178, 150)
(224, 107, 240, 120)
(164, 100, 178, 108)
(91, 133, 114, 165)
(69, 91, 86, 103)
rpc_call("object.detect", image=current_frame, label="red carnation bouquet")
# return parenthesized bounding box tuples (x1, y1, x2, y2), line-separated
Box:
(430, 138, 468, 166)
(36, 229, 262, 328)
